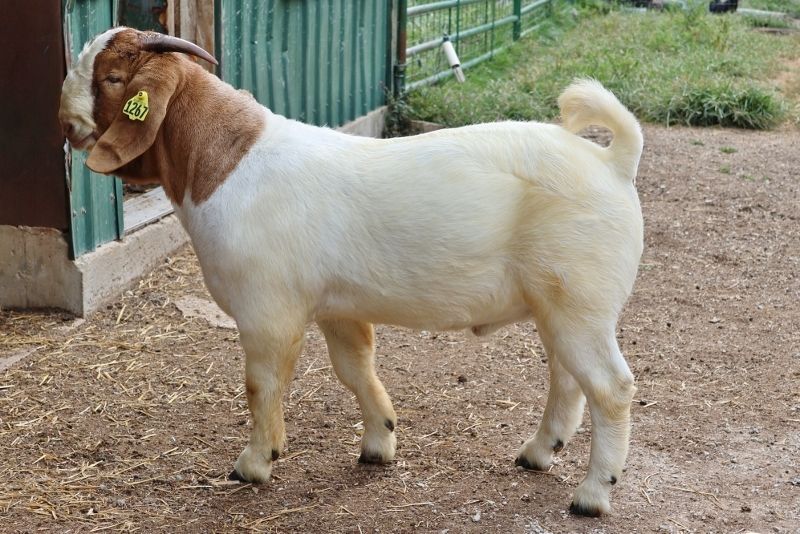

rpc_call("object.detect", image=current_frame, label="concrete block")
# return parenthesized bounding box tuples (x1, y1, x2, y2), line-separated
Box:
(0, 216, 188, 316)
(0, 226, 81, 311)
(75, 215, 188, 315)
(337, 106, 387, 138)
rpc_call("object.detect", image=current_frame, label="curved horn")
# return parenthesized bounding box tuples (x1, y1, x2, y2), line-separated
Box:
(141, 33, 219, 66)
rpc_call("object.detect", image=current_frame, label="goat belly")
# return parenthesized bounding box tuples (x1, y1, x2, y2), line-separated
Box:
(313, 276, 531, 332)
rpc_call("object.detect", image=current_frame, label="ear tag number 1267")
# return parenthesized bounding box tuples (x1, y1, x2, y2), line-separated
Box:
(123, 91, 149, 121)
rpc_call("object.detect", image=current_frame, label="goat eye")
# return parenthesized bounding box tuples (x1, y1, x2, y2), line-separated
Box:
(106, 75, 122, 84)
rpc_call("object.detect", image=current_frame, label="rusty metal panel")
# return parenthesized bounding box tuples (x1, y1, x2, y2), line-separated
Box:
(0, 0, 70, 229)
(219, 0, 393, 127)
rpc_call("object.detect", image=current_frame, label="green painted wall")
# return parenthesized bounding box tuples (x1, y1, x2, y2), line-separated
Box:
(218, 0, 393, 127)
(63, 0, 124, 259)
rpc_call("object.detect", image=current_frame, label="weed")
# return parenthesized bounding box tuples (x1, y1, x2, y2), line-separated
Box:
(720, 146, 738, 153)
(720, 164, 732, 173)
(572, 0, 611, 16)
(662, 85, 785, 129)
(384, 90, 414, 138)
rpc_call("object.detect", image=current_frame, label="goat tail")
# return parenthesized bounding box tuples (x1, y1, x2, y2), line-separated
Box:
(557, 79, 643, 182)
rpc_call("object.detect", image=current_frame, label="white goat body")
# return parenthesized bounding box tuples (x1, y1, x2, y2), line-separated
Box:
(181, 108, 642, 336)
(58, 28, 644, 517)
(180, 87, 643, 517)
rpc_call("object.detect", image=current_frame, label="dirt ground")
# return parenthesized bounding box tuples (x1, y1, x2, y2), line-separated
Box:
(1, 124, 798, 533)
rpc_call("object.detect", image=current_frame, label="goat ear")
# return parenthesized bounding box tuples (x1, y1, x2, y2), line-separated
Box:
(87, 66, 179, 174)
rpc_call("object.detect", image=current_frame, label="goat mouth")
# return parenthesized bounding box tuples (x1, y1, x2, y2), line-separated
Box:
(70, 133, 96, 151)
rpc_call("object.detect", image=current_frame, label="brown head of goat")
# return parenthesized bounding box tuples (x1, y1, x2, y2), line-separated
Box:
(59, 27, 264, 205)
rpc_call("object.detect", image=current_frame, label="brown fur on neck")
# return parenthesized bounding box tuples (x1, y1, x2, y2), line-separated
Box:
(113, 58, 265, 205)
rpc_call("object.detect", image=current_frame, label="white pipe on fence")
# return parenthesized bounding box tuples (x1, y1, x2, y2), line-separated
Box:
(441, 37, 465, 82)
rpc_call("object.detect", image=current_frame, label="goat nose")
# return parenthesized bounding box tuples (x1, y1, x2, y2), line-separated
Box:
(63, 121, 75, 138)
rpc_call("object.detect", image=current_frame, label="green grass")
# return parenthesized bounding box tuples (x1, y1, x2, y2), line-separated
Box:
(741, 0, 800, 18)
(406, 2, 800, 129)
(741, 15, 795, 30)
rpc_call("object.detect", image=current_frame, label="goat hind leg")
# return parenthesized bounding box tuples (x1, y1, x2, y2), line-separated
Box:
(554, 327, 636, 517)
(516, 346, 585, 472)
(319, 319, 397, 464)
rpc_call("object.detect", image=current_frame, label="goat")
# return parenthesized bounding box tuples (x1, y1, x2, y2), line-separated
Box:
(59, 28, 644, 517)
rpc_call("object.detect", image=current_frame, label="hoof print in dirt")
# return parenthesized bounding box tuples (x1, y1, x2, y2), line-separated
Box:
(569, 501, 603, 518)
(514, 456, 546, 472)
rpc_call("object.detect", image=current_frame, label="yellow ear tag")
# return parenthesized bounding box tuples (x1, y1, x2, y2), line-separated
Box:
(122, 91, 150, 121)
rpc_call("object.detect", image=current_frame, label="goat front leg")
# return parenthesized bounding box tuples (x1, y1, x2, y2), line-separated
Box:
(318, 319, 397, 464)
(230, 323, 305, 483)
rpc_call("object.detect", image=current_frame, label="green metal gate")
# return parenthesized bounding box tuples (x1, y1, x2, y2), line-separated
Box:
(404, 0, 553, 88)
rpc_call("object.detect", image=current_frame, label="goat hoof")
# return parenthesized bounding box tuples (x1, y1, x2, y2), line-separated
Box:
(515, 455, 547, 472)
(358, 428, 396, 464)
(571, 479, 611, 516)
(233, 445, 273, 483)
(358, 451, 386, 464)
(569, 501, 603, 518)
(228, 469, 247, 482)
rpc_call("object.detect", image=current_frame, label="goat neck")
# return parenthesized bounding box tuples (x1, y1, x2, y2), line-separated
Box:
(114, 58, 266, 206)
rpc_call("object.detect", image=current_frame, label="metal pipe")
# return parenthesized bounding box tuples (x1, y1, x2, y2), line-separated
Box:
(406, 46, 502, 91)
(407, 0, 485, 17)
(455, 0, 461, 54)
(490, 0, 496, 58)
(394, 0, 408, 96)
(214, 0, 223, 77)
(522, 0, 551, 16)
(406, 15, 517, 57)
(520, 20, 545, 38)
